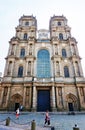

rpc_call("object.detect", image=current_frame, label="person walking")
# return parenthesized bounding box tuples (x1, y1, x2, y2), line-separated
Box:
(44, 110, 50, 126)
(16, 108, 20, 119)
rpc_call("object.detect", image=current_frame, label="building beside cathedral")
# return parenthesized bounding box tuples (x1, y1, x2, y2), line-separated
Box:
(0, 15, 85, 112)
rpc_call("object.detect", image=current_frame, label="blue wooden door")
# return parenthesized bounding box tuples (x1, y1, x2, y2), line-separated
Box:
(37, 90, 50, 112)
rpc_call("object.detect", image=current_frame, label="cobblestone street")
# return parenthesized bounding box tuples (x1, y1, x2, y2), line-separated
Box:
(0, 125, 51, 130)
(0, 112, 85, 130)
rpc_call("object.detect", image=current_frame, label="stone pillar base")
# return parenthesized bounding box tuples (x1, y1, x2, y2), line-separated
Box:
(51, 107, 57, 112)
(31, 108, 36, 112)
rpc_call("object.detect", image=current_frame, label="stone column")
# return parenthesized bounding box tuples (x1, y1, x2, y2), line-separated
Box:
(11, 61, 14, 76)
(59, 59, 63, 77)
(0, 87, 4, 107)
(32, 85, 36, 111)
(57, 44, 60, 56)
(78, 61, 83, 77)
(4, 61, 9, 76)
(74, 62, 79, 76)
(72, 61, 76, 76)
(23, 87, 26, 106)
(29, 44, 32, 55)
(71, 44, 75, 55)
(53, 45, 55, 55)
(31, 61, 34, 76)
(14, 44, 17, 55)
(55, 44, 58, 55)
(61, 87, 64, 109)
(75, 44, 79, 56)
(77, 87, 81, 111)
(25, 61, 28, 76)
(29, 62, 31, 76)
(51, 85, 56, 111)
(6, 87, 11, 107)
(53, 61, 56, 77)
(27, 61, 31, 76)
(56, 61, 60, 76)
(33, 59, 36, 77)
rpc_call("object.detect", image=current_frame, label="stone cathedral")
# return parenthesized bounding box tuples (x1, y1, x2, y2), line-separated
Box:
(0, 15, 85, 112)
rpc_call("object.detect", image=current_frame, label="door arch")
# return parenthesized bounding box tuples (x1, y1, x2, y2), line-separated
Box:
(66, 93, 78, 111)
(8, 94, 23, 111)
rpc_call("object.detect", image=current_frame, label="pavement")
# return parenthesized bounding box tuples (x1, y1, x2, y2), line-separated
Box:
(0, 125, 23, 130)
(1, 111, 85, 130)
(0, 125, 51, 130)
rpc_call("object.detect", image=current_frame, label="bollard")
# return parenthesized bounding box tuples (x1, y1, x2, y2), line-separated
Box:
(73, 124, 80, 130)
(73, 127, 79, 130)
(51, 126, 55, 130)
(6, 117, 10, 126)
(31, 120, 36, 130)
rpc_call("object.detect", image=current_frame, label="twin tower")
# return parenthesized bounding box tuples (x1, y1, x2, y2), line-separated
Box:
(0, 15, 85, 112)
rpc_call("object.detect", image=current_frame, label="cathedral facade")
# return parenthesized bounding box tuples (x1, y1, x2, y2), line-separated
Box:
(0, 15, 85, 112)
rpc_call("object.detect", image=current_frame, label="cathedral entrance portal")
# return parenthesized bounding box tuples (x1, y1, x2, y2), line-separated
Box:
(9, 94, 23, 111)
(37, 90, 50, 112)
(66, 93, 78, 111)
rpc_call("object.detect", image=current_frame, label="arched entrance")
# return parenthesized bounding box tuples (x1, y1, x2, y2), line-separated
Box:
(8, 93, 23, 111)
(66, 93, 78, 111)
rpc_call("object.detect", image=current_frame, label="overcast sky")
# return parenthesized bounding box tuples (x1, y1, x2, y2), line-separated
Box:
(0, 0, 85, 77)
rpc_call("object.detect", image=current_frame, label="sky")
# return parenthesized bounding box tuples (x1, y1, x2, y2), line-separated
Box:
(0, 0, 85, 77)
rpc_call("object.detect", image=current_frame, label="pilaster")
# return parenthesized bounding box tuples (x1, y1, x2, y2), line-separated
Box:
(0, 87, 4, 107)
(6, 87, 11, 107)
(51, 85, 56, 111)
(32, 85, 37, 111)
(23, 87, 26, 106)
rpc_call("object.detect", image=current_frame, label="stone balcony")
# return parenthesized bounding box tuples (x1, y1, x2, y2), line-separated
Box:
(1, 76, 85, 84)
